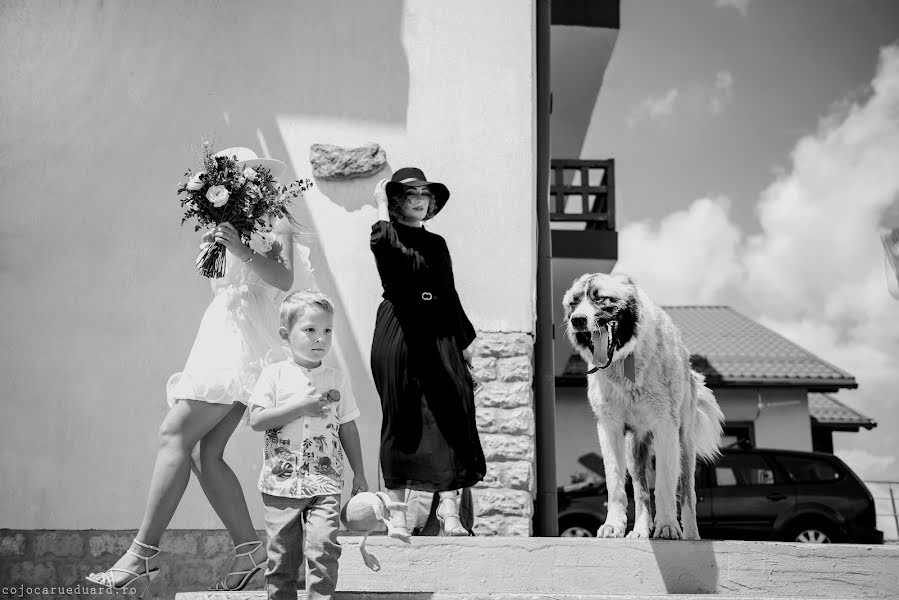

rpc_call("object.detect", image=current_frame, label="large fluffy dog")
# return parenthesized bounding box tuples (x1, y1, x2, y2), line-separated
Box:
(562, 273, 724, 540)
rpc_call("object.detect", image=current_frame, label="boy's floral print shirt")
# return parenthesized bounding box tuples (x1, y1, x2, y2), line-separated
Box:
(249, 360, 360, 499)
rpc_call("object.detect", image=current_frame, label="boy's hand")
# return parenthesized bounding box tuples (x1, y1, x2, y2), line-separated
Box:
(351, 474, 369, 495)
(291, 385, 332, 417)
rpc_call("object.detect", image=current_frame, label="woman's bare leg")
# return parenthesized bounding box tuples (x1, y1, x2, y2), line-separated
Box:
(92, 400, 234, 583)
(191, 403, 265, 587)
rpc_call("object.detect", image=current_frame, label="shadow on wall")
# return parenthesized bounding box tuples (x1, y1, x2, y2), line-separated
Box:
(215, 2, 411, 494)
(0, 0, 409, 525)
(650, 539, 719, 594)
(315, 171, 394, 216)
(303, 165, 396, 487)
(215, 1, 411, 497)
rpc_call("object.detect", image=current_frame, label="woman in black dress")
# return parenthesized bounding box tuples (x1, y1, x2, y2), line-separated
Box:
(370, 167, 486, 536)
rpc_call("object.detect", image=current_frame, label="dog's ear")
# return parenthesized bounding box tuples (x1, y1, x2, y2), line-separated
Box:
(611, 272, 637, 287)
(573, 273, 595, 288)
(561, 292, 574, 318)
(562, 273, 593, 312)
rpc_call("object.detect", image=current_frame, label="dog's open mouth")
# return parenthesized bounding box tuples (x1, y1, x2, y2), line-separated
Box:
(591, 320, 618, 369)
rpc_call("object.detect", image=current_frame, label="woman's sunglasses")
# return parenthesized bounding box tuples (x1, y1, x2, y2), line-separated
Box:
(404, 189, 435, 200)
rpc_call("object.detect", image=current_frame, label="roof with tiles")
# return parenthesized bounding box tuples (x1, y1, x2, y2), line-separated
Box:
(808, 393, 877, 430)
(559, 305, 857, 390)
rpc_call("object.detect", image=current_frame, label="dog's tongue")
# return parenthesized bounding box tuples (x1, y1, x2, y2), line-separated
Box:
(591, 327, 610, 366)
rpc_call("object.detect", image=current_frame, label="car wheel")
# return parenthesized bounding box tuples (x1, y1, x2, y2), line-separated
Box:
(788, 522, 838, 544)
(561, 524, 595, 537)
(559, 516, 600, 537)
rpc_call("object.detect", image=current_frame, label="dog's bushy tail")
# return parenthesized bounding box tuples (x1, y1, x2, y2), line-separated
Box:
(691, 371, 725, 462)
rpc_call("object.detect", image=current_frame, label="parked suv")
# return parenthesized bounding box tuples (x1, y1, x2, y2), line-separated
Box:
(557, 447, 883, 544)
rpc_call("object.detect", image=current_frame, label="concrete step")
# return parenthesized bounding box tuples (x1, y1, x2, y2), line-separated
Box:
(173, 537, 899, 599)
(174, 591, 875, 599)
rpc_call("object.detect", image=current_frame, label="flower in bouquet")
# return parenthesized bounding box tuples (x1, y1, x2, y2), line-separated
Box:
(186, 172, 206, 191)
(177, 143, 313, 278)
(205, 185, 230, 207)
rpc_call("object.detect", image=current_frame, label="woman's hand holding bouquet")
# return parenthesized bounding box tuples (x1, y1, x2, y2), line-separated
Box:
(179, 142, 312, 278)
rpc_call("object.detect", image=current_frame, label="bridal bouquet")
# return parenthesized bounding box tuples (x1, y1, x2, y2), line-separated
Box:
(177, 142, 312, 278)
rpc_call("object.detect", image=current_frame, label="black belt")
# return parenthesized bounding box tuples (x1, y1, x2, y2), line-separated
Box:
(384, 291, 438, 303)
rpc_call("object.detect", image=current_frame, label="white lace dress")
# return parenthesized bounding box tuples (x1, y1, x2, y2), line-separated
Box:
(166, 230, 314, 407)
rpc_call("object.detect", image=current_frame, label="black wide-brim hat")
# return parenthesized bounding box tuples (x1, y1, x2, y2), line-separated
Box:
(385, 167, 450, 219)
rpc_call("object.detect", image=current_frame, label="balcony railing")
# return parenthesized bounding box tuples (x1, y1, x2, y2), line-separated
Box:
(549, 158, 615, 231)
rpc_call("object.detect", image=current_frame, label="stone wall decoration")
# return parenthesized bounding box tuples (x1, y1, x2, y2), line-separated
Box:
(309, 143, 387, 180)
(469, 331, 536, 536)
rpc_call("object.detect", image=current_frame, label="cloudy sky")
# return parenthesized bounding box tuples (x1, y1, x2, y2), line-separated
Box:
(583, 0, 899, 479)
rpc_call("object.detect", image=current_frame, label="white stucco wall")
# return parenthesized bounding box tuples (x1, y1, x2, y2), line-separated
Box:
(714, 388, 813, 452)
(0, 0, 535, 529)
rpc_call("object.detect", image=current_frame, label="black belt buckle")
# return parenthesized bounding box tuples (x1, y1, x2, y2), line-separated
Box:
(421, 292, 433, 301)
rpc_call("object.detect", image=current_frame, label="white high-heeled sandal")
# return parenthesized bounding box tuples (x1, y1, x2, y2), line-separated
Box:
(437, 493, 469, 537)
(85, 539, 160, 599)
(374, 491, 412, 543)
(208, 540, 266, 591)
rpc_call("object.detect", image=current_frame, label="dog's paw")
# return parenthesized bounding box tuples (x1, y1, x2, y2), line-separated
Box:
(626, 527, 651, 539)
(653, 522, 683, 540)
(628, 514, 652, 539)
(596, 522, 626, 538)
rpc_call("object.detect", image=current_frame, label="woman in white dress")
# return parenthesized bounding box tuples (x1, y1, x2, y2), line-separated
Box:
(87, 148, 313, 596)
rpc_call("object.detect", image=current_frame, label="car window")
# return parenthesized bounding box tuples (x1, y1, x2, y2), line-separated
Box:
(715, 453, 776, 487)
(777, 455, 842, 482)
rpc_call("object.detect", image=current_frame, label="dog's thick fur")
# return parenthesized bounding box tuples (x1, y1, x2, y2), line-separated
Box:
(562, 273, 724, 540)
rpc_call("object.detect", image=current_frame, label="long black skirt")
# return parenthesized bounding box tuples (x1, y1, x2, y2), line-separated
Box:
(371, 299, 486, 492)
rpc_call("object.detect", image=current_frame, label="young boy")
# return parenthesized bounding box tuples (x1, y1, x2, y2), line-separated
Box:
(249, 290, 367, 600)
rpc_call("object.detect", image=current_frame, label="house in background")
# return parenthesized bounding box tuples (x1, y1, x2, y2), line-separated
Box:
(554, 305, 877, 484)
(808, 393, 878, 453)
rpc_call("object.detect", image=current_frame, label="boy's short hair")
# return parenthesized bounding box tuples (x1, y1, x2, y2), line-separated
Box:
(280, 289, 335, 330)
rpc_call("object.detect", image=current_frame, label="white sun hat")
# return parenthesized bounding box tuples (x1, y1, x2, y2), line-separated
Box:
(214, 146, 287, 178)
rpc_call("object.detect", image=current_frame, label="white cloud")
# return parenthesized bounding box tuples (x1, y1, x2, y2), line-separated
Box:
(628, 70, 736, 126)
(617, 45, 899, 477)
(837, 448, 896, 480)
(715, 0, 751, 16)
(627, 88, 679, 127)
(709, 70, 734, 115)
(617, 197, 745, 303)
